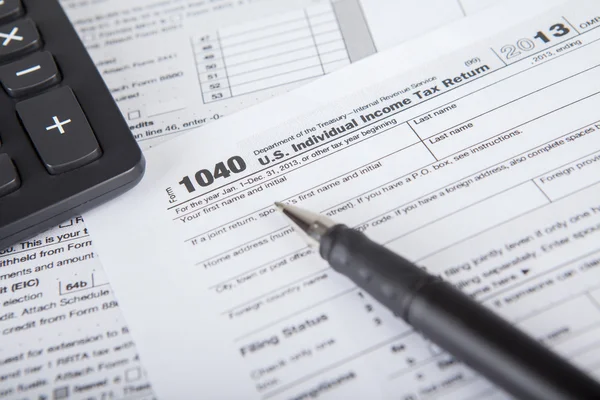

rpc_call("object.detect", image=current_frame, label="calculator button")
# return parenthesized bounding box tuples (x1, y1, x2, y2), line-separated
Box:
(0, 19, 41, 62)
(0, 153, 20, 197)
(0, 0, 23, 25)
(16, 86, 102, 174)
(0, 51, 61, 97)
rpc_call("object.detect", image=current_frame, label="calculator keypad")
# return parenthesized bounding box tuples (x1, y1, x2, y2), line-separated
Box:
(0, 10, 103, 177)
(0, 18, 41, 61)
(0, 50, 60, 97)
(0, 153, 20, 197)
(17, 86, 102, 174)
(0, 0, 144, 248)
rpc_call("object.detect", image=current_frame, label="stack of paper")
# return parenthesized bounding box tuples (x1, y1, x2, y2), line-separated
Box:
(7, 0, 600, 399)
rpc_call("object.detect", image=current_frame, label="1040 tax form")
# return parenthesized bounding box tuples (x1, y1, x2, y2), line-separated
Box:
(0, 2, 550, 399)
(86, 0, 600, 398)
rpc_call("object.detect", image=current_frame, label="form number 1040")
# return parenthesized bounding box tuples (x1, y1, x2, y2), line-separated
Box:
(499, 22, 571, 60)
(178, 156, 248, 193)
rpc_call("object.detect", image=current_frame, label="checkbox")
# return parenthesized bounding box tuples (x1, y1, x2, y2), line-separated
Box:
(59, 219, 74, 228)
(53, 386, 69, 400)
(128, 110, 141, 120)
(125, 366, 142, 382)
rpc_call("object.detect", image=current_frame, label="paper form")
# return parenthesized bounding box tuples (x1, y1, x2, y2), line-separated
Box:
(81, 0, 600, 398)
(0, 221, 152, 400)
(60, 0, 471, 148)
(0, 1, 564, 399)
(456, 0, 500, 16)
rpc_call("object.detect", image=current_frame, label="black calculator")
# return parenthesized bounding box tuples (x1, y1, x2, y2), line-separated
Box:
(0, 0, 145, 249)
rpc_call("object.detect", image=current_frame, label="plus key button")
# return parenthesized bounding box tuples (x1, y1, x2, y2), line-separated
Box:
(16, 87, 102, 174)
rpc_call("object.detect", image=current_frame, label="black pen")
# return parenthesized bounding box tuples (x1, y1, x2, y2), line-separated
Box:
(274, 202, 600, 400)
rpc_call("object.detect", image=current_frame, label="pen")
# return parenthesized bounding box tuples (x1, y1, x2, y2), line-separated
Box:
(275, 202, 600, 400)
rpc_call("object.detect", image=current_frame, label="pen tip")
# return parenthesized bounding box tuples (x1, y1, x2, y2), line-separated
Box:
(274, 201, 285, 210)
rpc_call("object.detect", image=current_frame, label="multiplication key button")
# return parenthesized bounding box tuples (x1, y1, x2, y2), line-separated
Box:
(16, 86, 102, 174)
(0, 18, 41, 62)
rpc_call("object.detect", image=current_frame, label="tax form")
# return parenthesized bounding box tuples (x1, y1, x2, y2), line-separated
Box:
(83, 0, 600, 398)
(61, 0, 476, 148)
(0, 1, 566, 399)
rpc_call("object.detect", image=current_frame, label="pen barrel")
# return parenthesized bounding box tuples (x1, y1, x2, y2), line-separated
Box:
(320, 225, 600, 400)
(321, 225, 439, 320)
(408, 281, 600, 400)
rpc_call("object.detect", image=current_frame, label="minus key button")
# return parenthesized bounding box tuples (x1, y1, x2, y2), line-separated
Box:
(0, 51, 61, 97)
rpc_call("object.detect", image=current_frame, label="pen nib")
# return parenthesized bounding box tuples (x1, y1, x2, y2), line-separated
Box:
(273, 202, 337, 247)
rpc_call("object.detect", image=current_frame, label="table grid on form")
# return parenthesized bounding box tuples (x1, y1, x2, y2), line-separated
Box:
(192, 3, 354, 103)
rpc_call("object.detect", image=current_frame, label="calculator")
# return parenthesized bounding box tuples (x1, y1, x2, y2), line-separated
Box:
(0, 0, 145, 249)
